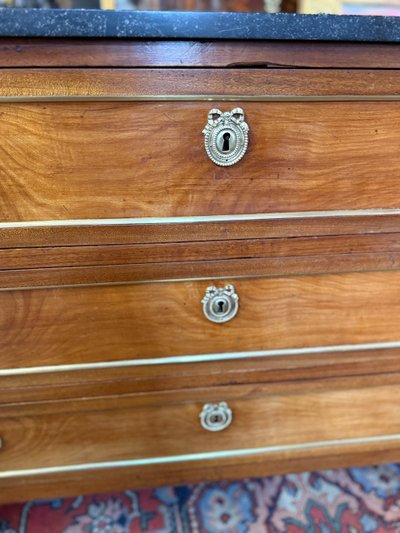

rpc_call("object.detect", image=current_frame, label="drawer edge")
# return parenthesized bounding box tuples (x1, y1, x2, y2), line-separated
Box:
(1, 432, 400, 479)
(1, 340, 400, 376)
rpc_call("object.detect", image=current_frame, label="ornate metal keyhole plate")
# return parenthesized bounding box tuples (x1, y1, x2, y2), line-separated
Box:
(202, 284, 239, 324)
(199, 402, 233, 432)
(202, 108, 249, 166)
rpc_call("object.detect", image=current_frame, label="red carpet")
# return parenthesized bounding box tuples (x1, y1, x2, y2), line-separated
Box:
(1, 465, 400, 532)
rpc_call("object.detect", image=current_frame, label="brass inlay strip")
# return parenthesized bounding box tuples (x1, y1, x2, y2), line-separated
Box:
(1, 341, 400, 376)
(1, 208, 400, 230)
(1, 433, 400, 478)
(1, 95, 400, 102)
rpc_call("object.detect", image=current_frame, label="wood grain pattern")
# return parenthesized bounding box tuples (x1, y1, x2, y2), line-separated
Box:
(3, 38, 400, 503)
(2, 213, 400, 248)
(1, 101, 400, 221)
(4, 251, 400, 289)
(3, 233, 400, 270)
(1, 68, 400, 98)
(3, 271, 400, 369)
(1, 40, 400, 68)
(2, 345, 400, 404)
(2, 437, 400, 504)
(1, 374, 400, 483)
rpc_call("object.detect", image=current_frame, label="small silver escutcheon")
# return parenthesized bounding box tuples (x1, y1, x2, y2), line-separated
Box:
(202, 108, 249, 167)
(202, 284, 239, 324)
(199, 402, 233, 432)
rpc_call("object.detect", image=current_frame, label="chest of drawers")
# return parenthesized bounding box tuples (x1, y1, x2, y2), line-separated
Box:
(2, 9, 400, 504)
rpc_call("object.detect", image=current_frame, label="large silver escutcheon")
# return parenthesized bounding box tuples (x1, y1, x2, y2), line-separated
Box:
(199, 402, 233, 432)
(202, 108, 249, 167)
(202, 284, 239, 324)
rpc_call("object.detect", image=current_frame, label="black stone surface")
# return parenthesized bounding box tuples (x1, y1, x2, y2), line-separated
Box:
(1, 8, 400, 42)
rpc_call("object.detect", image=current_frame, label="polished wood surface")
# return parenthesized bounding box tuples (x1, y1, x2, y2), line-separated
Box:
(2, 37, 400, 503)
(3, 231, 400, 289)
(1, 345, 400, 404)
(1, 68, 400, 98)
(3, 271, 400, 369)
(1, 373, 400, 504)
(0, 374, 400, 472)
(1, 101, 400, 221)
(3, 212, 400, 249)
(2, 213, 400, 248)
(2, 438, 400, 504)
(4, 233, 400, 270)
(1, 40, 400, 68)
(5, 251, 400, 289)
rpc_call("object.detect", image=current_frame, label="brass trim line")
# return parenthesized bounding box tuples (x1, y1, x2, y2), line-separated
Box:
(1, 433, 400, 478)
(1, 208, 400, 229)
(2, 95, 400, 102)
(1, 341, 400, 376)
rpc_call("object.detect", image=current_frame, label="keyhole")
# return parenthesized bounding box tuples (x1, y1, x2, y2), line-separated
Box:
(222, 132, 231, 152)
(217, 300, 225, 313)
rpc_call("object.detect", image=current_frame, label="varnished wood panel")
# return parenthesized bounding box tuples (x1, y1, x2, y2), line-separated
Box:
(3, 271, 400, 369)
(1, 375, 400, 494)
(2, 345, 400, 404)
(1, 40, 400, 68)
(2, 213, 400, 249)
(3, 232, 400, 287)
(2, 438, 400, 504)
(2, 101, 400, 221)
(3, 233, 400, 270)
(1, 68, 400, 98)
(2, 39, 400, 504)
(4, 251, 400, 289)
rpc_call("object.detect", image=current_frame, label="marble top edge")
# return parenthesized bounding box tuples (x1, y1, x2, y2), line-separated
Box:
(0, 9, 400, 42)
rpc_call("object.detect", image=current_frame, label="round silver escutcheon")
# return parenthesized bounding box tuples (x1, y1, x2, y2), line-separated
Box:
(201, 284, 239, 324)
(199, 402, 233, 432)
(202, 107, 249, 167)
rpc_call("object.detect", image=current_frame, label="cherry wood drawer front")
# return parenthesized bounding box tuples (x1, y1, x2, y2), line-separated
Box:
(3, 270, 400, 370)
(1, 101, 400, 221)
(1, 377, 400, 475)
(1, 41, 400, 69)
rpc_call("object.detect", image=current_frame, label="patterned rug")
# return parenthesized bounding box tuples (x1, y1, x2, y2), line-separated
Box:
(1, 465, 400, 532)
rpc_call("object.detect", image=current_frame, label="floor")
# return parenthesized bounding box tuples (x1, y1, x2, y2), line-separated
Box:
(0, 465, 400, 532)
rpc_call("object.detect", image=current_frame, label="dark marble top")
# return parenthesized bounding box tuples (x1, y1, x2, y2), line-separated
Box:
(1, 8, 400, 42)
